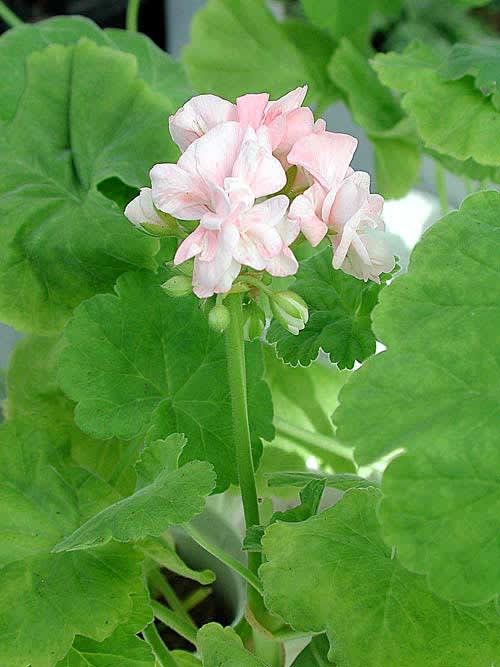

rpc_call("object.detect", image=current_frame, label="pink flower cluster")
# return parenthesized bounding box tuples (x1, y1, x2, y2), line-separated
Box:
(125, 86, 395, 297)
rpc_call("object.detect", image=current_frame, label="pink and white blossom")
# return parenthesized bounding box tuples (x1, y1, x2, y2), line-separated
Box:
(124, 188, 164, 227)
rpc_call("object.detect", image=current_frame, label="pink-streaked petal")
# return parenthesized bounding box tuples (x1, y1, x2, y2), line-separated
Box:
(288, 131, 357, 190)
(150, 163, 209, 220)
(169, 94, 237, 151)
(246, 194, 289, 228)
(266, 247, 299, 277)
(174, 226, 207, 264)
(328, 174, 369, 229)
(236, 93, 269, 129)
(233, 222, 283, 269)
(332, 222, 359, 270)
(124, 188, 163, 226)
(232, 127, 286, 198)
(265, 85, 308, 121)
(366, 193, 384, 218)
(314, 118, 327, 133)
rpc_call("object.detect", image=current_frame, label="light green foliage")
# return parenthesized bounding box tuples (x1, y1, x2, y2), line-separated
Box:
(291, 636, 331, 666)
(267, 246, 386, 370)
(373, 41, 500, 168)
(183, 0, 330, 104)
(335, 191, 500, 605)
(6, 335, 140, 496)
(59, 269, 274, 492)
(264, 347, 354, 471)
(329, 39, 420, 199)
(172, 651, 202, 667)
(0, 423, 145, 667)
(55, 630, 154, 667)
(261, 488, 500, 667)
(301, 0, 404, 50)
(54, 435, 216, 552)
(440, 40, 500, 109)
(0, 38, 179, 333)
(197, 623, 269, 666)
(138, 535, 215, 585)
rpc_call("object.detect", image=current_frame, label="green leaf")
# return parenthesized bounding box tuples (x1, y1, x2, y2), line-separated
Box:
(197, 623, 269, 666)
(328, 39, 420, 199)
(56, 630, 154, 667)
(59, 269, 274, 492)
(267, 246, 386, 370)
(334, 190, 500, 605)
(440, 40, 500, 110)
(0, 423, 144, 667)
(281, 19, 340, 109)
(54, 435, 216, 552)
(6, 335, 140, 496)
(373, 41, 500, 167)
(291, 635, 331, 666)
(264, 346, 354, 472)
(261, 488, 500, 667)
(0, 38, 178, 334)
(301, 0, 403, 50)
(0, 16, 191, 123)
(138, 536, 215, 585)
(182, 0, 313, 102)
(266, 471, 373, 490)
(172, 651, 202, 667)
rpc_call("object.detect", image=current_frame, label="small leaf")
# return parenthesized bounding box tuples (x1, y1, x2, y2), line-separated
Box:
(0, 423, 144, 667)
(197, 623, 269, 666)
(261, 488, 500, 667)
(334, 190, 500, 605)
(182, 0, 312, 102)
(291, 635, 331, 666)
(138, 536, 215, 585)
(54, 435, 216, 553)
(267, 246, 386, 370)
(266, 471, 373, 490)
(56, 627, 154, 667)
(59, 269, 274, 492)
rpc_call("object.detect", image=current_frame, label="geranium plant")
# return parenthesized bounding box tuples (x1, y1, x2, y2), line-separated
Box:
(0, 1, 498, 667)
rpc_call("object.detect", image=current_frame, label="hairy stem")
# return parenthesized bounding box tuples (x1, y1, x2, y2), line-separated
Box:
(183, 523, 263, 596)
(152, 601, 197, 647)
(126, 0, 141, 32)
(142, 622, 178, 667)
(274, 416, 355, 463)
(224, 294, 262, 596)
(0, 1, 22, 27)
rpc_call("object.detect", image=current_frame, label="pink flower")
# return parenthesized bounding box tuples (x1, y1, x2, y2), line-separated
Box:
(150, 121, 297, 297)
(289, 134, 394, 282)
(169, 86, 316, 168)
(124, 188, 163, 227)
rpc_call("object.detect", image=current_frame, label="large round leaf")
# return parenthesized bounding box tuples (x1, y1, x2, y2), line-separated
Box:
(335, 191, 500, 605)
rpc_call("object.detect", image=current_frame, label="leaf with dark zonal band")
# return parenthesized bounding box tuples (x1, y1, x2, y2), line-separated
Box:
(59, 269, 274, 492)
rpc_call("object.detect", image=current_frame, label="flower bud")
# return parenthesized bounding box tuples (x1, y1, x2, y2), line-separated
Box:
(242, 302, 266, 341)
(271, 291, 308, 335)
(208, 304, 231, 333)
(161, 275, 192, 298)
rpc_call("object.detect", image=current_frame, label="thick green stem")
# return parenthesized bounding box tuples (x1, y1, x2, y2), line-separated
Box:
(0, 1, 22, 27)
(142, 622, 178, 667)
(182, 586, 212, 612)
(126, 0, 141, 31)
(184, 523, 263, 596)
(435, 162, 448, 216)
(152, 601, 197, 647)
(274, 416, 355, 463)
(224, 294, 262, 592)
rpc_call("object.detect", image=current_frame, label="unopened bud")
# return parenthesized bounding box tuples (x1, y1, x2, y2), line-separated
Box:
(271, 291, 308, 335)
(161, 275, 192, 297)
(242, 302, 266, 341)
(208, 304, 231, 333)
